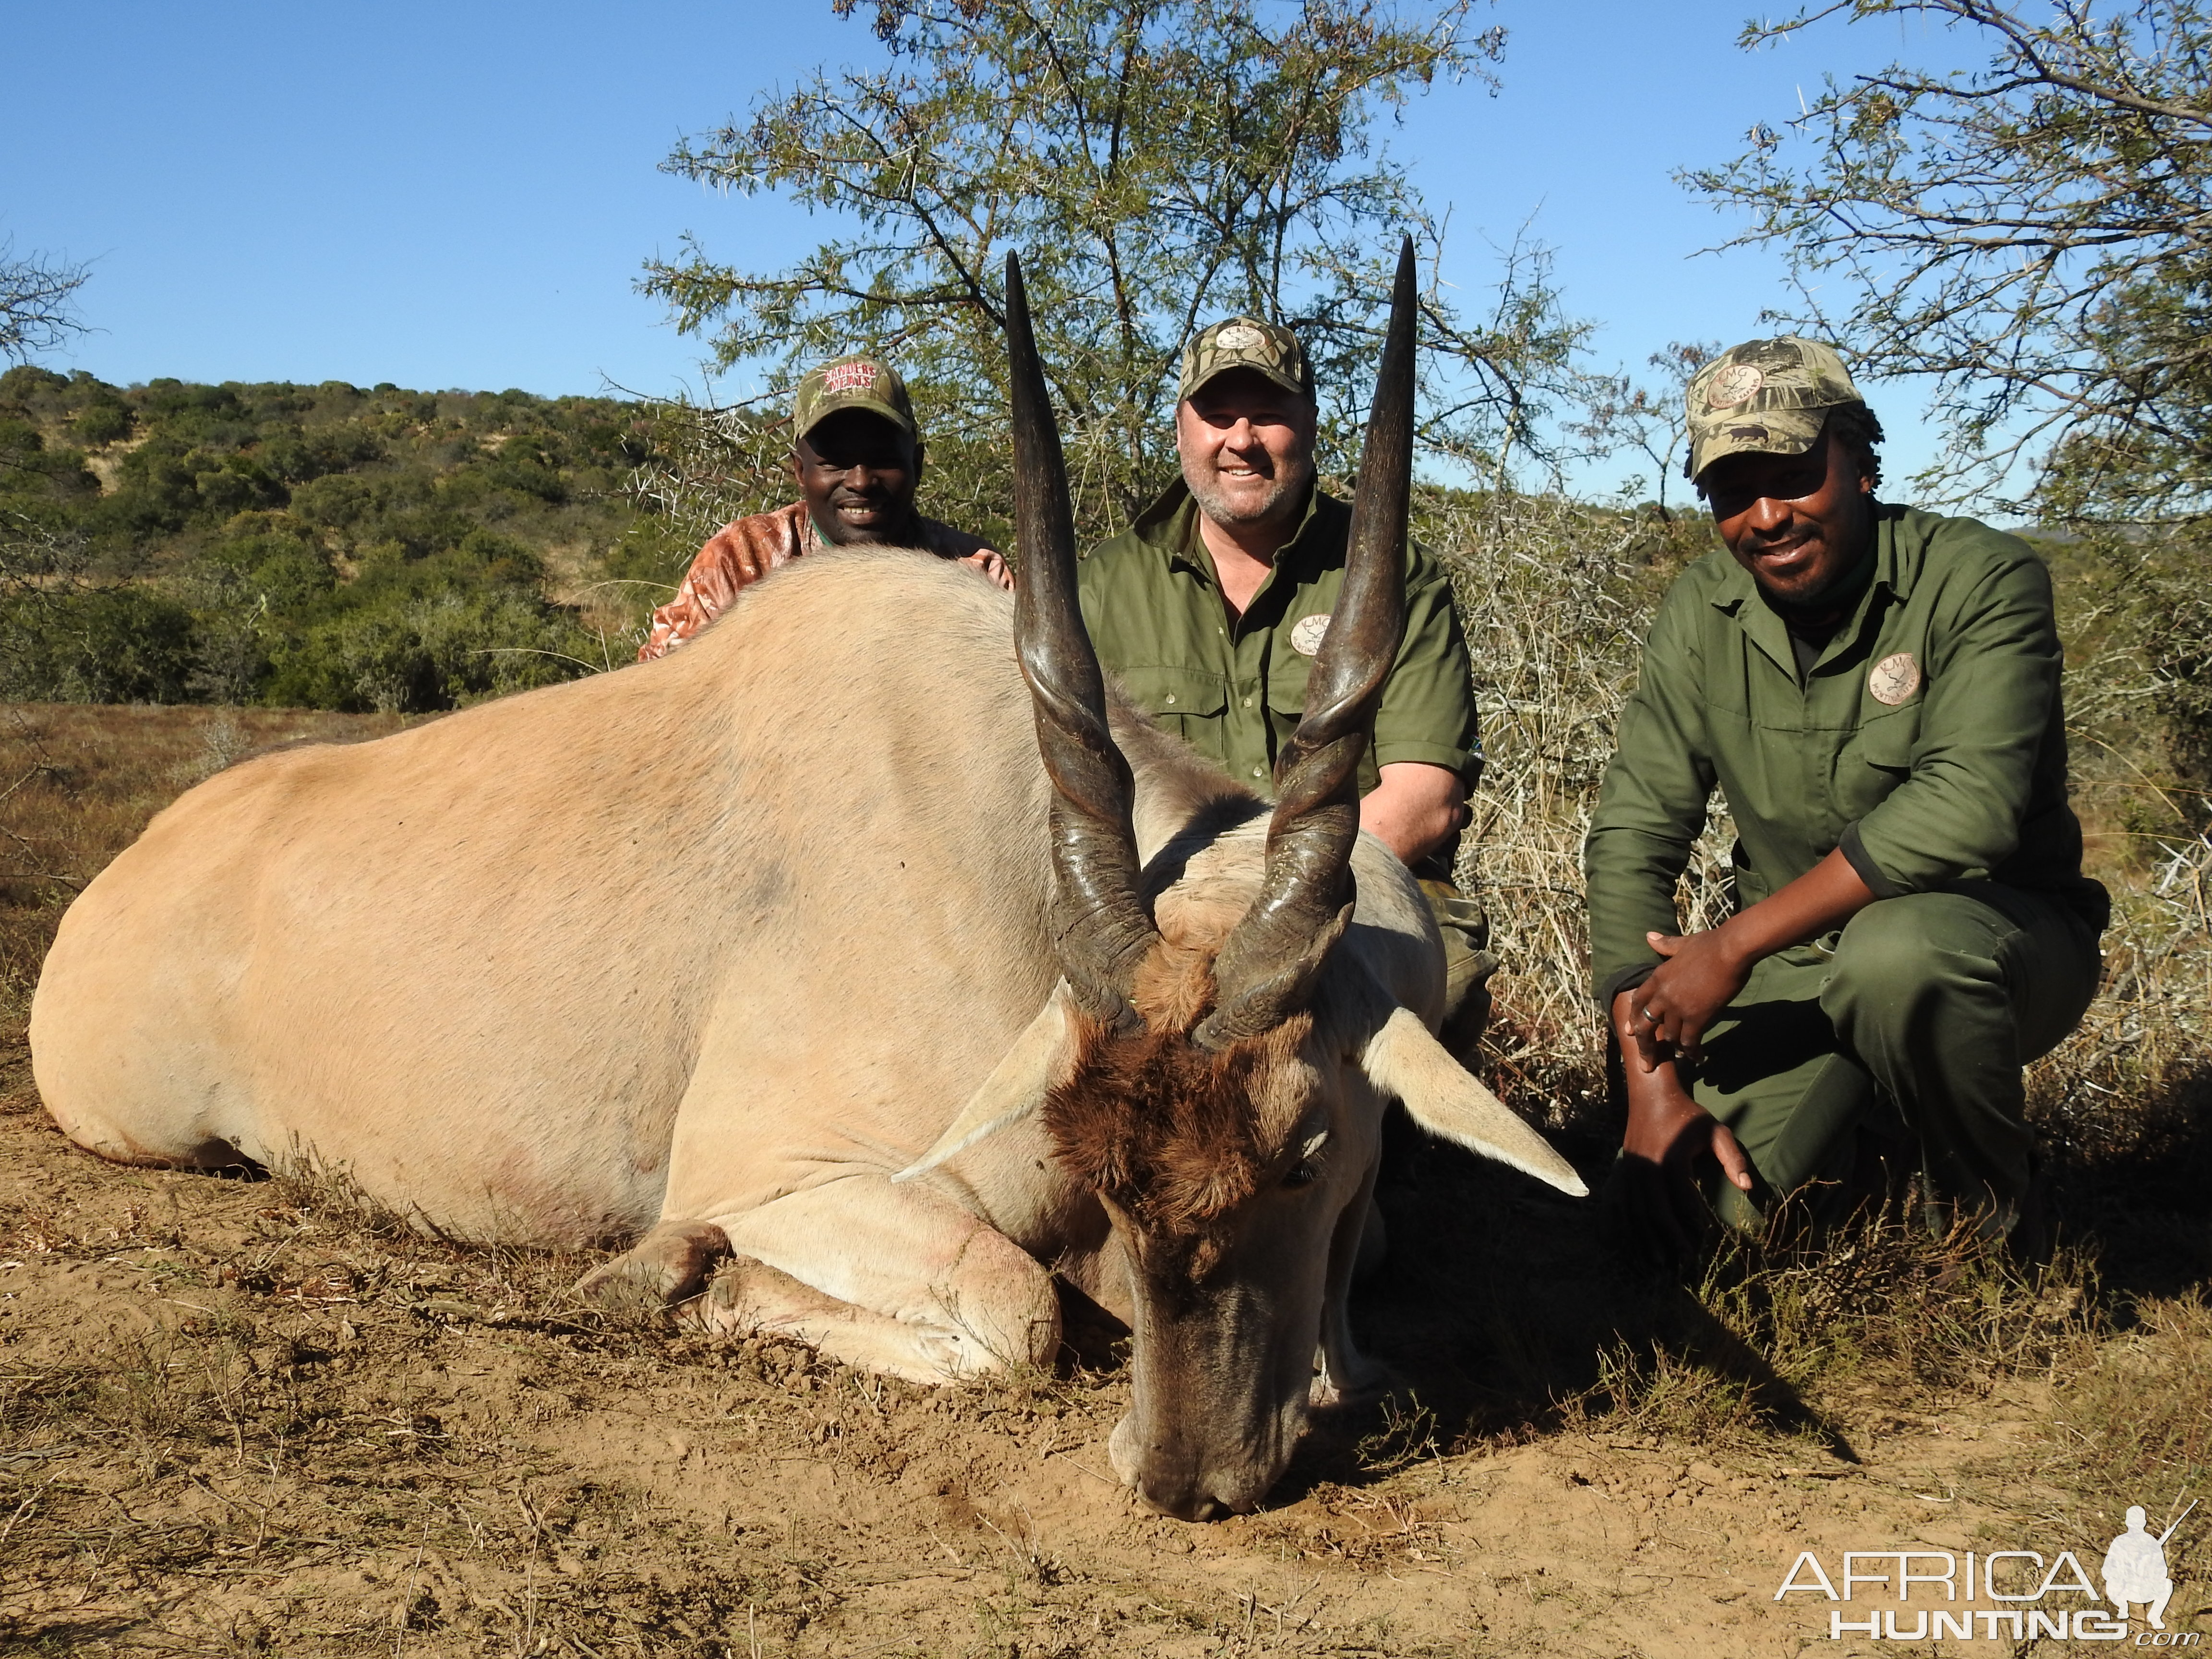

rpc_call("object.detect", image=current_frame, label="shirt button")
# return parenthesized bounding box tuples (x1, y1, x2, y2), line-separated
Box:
(1252, 765, 1265, 777)
(1165, 694, 1176, 704)
(1242, 696, 1253, 708)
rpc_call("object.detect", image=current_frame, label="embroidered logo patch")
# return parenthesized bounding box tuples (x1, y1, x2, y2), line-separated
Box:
(1869, 651, 1921, 706)
(1214, 324, 1263, 352)
(1289, 613, 1332, 656)
(822, 361, 879, 395)
(1706, 362, 1765, 409)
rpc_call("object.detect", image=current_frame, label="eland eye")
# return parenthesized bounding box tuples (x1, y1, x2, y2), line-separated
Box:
(1283, 1128, 1329, 1188)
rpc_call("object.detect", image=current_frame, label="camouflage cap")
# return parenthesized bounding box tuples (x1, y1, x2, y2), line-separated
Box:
(791, 354, 917, 443)
(1177, 316, 1315, 404)
(1683, 336, 1864, 481)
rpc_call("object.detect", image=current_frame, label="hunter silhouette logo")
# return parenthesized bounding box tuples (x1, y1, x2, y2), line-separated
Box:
(1772, 1497, 2197, 1642)
(2106, 1502, 2194, 1631)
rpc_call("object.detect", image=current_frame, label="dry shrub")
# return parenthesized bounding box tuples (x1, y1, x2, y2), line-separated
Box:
(1419, 492, 1731, 1128)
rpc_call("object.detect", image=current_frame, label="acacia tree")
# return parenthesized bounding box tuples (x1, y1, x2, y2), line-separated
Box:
(0, 241, 90, 366)
(1687, 0, 2212, 524)
(640, 0, 1593, 546)
(1691, 0, 2212, 815)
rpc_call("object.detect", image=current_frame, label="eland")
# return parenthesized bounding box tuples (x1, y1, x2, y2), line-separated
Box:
(30, 241, 1584, 1518)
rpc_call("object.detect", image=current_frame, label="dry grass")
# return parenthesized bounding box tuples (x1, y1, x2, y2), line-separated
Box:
(1577, 1217, 2102, 1447)
(2, 529, 2210, 1647)
(0, 1159, 981, 1655)
(1420, 492, 1734, 1130)
(2051, 1292, 2212, 1484)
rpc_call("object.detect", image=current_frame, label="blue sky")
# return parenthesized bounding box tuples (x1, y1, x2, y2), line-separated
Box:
(3, 1, 1984, 497)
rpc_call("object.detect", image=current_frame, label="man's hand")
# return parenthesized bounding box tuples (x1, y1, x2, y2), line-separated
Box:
(1612, 989, 1755, 1258)
(1624, 927, 1755, 1070)
(961, 548, 1014, 590)
(1624, 845, 1882, 1070)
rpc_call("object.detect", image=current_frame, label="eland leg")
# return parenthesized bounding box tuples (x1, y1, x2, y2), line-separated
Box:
(705, 1176, 1059, 1383)
(580, 1175, 1060, 1385)
(1312, 1164, 1392, 1408)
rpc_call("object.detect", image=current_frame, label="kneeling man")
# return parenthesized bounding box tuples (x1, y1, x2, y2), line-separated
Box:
(1585, 337, 2107, 1252)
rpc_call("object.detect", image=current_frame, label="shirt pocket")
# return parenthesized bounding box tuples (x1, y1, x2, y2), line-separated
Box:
(1115, 663, 1230, 738)
(1263, 654, 1311, 723)
(1834, 705, 1920, 818)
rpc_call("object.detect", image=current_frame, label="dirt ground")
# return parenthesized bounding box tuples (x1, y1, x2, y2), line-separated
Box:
(1, 704, 2204, 1657)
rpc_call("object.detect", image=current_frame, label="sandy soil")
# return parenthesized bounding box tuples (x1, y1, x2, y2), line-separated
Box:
(5, 1042, 2144, 1658)
(0, 703, 2196, 1656)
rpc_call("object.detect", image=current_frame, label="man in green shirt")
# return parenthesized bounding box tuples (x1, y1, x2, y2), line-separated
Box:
(1079, 316, 1492, 1041)
(1585, 337, 2107, 1255)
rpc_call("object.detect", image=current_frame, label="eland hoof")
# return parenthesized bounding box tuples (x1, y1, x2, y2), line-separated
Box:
(573, 1219, 732, 1316)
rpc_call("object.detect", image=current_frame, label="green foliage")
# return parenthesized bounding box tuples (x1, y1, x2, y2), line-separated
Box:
(1687, 0, 2212, 524)
(0, 584, 197, 704)
(641, 0, 1599, 549)
(0, 367, 655, 711)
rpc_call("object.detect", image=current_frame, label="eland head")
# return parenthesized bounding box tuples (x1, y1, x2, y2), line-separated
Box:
(900, 241, 1586, 1519)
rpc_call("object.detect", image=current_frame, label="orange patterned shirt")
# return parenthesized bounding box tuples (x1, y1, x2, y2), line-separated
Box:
(638, 502, 1010, 661)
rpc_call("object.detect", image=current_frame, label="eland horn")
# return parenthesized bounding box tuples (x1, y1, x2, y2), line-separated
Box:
(1193, 236, 1418, 1051)
(1006, 252, 1159, 1031)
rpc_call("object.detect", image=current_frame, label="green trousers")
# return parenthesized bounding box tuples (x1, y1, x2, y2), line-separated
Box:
(1686, 881, 2102, 1237)
(1419, 878, 1498, 1055)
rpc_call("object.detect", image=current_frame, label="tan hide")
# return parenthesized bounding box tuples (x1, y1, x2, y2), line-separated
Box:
(30, 547, 1582, 1397)
(32, 552, 1064, 1247)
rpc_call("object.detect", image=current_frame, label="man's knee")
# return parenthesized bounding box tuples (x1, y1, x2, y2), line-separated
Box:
(1822, 893, 2002, 1034)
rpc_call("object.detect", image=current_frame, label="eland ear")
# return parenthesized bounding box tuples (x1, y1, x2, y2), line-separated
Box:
(1361, 1005, 1587, 1197)
(894, 984, 1080, 1181)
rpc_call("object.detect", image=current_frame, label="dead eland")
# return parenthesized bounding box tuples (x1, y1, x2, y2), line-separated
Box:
(30, 243, 1584, 1519)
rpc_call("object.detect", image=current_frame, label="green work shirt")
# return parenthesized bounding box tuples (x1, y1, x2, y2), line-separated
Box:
(1584, 503, 2106, 1009)
(1077, 480, 1481, 800)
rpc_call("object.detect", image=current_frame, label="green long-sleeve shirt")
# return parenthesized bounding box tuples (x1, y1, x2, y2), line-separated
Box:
(1584, 504, 2106, 1009)
(1077, 480, 1481, 802)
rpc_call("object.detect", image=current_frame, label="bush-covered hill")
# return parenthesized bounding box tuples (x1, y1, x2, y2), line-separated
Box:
(0, 366, 659, 711)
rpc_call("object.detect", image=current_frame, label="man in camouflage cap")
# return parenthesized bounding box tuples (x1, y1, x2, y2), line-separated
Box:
(640, 353, 1009, 660)
(1585, 336, 2107, 1257)
(1078, 314, 1495, 1050)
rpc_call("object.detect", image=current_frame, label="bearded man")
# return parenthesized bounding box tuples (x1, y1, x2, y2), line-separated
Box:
(1586, 337, 2108, 1256)
(1077, 316, 1493, 1048)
